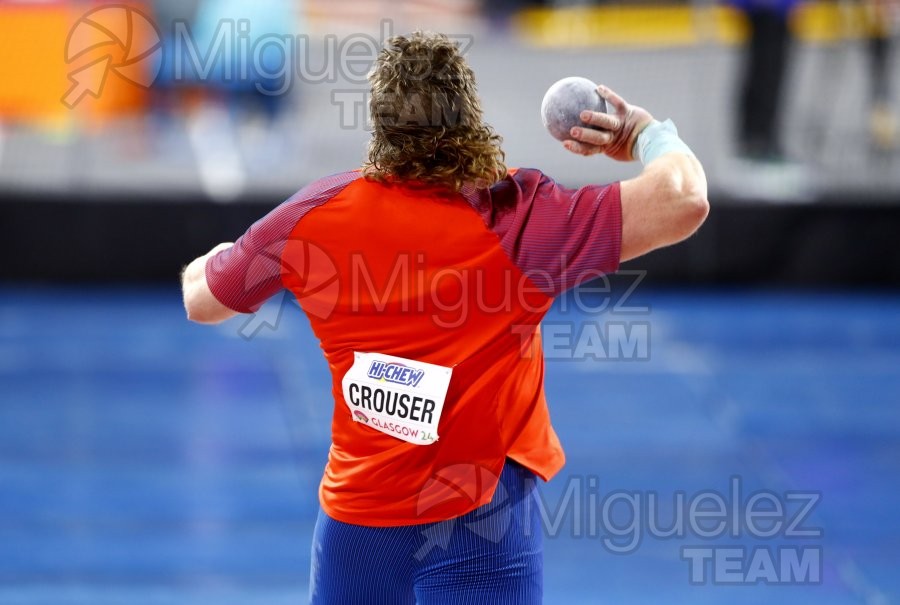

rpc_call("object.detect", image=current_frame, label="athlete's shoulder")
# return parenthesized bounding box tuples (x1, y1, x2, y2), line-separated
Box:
(285, 170, 364, 207)
(505, 167, 542, 183)
(501, 167, 619, 205)
(246, 171, 364, 242)
(268, 170, 365, 226)
(487, 167, 555, 202)
(473, 168, 553, 212)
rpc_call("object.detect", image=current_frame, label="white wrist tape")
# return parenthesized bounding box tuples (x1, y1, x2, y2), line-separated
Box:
(633, 119, 695, 165)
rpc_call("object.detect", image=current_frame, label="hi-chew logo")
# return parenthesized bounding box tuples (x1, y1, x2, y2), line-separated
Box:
(367, 361, 425, 387)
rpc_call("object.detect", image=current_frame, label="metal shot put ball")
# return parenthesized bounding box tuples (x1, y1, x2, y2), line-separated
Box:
(541, 77, 609, 142)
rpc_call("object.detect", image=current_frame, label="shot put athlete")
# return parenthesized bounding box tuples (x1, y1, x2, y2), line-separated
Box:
(181, 32, 708, 604)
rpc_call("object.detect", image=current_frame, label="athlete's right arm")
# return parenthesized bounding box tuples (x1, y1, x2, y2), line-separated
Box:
(618, 151, 708, 262)
(564, 85, 709, 263)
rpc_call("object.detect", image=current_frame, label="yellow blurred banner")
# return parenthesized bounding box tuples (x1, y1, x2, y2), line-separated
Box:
(514, 2, 875, 49)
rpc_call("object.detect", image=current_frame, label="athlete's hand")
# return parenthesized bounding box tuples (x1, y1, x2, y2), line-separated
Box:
(563, 85, 654, 162)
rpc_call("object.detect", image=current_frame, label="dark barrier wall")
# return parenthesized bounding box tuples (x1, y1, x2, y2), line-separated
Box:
(3, 190, 900, 287)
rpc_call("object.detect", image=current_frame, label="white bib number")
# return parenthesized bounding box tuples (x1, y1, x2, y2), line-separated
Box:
(341, 352, 452, 445)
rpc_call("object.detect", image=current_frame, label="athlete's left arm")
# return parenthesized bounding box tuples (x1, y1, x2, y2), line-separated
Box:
(182, 243, 240, 324)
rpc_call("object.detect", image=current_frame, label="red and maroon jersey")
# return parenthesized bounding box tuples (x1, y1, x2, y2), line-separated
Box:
(206, 168, 621, 525)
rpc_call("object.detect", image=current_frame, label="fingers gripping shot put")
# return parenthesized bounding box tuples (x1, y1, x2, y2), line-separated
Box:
(540, 77, 609, 142)
(180, 33, 709, 604)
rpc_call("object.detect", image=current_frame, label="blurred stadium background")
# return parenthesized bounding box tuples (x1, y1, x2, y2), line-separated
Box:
(1, 0, 899, 603)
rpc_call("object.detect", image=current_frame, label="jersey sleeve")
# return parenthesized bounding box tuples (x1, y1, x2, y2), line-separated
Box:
(483, 168, 622, 296)
(204, 206, 293, 314)
(205, 171, 362, 313)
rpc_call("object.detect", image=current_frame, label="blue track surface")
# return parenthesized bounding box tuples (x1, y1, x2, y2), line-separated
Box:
(1, 287, 898, 604)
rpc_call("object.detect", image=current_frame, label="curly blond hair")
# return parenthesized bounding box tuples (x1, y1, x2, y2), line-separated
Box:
(363, 32, 507, 192)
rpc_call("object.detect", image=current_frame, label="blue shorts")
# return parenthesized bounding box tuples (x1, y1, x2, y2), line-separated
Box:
(308, 459, 543, 604)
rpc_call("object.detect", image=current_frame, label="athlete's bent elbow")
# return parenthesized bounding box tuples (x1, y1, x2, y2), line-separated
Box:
(185, 305, 208, 324)
(184, 298, 210, 324)
(675, 194, 709, 241)
(185, 305, 228, 325)
(183, 290, 231, 325)
(687, 193, 710, 231)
